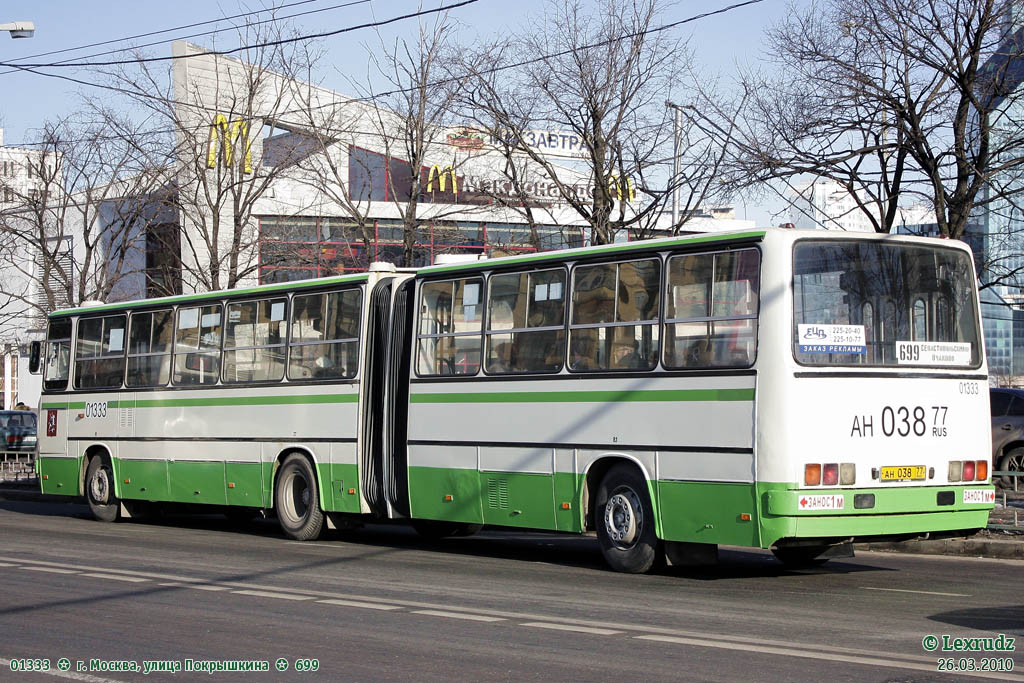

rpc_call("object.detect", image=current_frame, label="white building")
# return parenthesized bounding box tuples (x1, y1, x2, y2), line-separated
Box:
(0, 130, 55, 410)
(788, 178, 876, 232)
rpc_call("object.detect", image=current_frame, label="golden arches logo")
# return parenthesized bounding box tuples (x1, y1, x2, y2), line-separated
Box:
(426, 165, 458, 195)
(608, 174, 635, 203)
(207, 114, 252, 174)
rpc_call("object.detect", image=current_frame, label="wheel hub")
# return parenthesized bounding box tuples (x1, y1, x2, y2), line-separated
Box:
(604, 489, 642, 548)
(90, 467, 109, 504)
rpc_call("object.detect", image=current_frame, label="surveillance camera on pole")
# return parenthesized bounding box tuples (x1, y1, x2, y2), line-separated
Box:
(0, 22, 35, 39)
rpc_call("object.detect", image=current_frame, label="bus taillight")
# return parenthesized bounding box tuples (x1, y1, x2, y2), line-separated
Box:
(962, 461, 976, 481)
(976, 460, 988, 481)
(822, 464, 839, 486)
(948, 461, 963, 482)
(804, 464, 821, 486)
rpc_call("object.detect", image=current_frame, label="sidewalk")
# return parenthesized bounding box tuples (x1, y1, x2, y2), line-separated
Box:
(1, 478, 1022, 558)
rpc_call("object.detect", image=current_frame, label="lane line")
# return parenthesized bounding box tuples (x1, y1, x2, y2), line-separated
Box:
(0, 658, 128, 683)
(80, 573, 150, 583)
(521, 622, 622, 636)
(20, 567, 78, 574)
(0, 562, 20, 567)
(412, 610, 506, 622)
(634, 635, 1024, 681)
(158, 582, 230, 592)
(860, 587, 969, 597)
(318, 599, 403, 611)
(232, 590, 315, 601)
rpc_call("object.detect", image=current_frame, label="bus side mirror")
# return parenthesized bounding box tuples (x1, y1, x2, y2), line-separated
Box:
(28, 341, 41, 374)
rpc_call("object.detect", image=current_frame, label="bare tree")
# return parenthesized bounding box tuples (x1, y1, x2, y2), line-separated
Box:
(104, 21, 322, 292)
(692, 0, 1024, 243)
(0, 115, 163, 332)
(363, 13, 466, 266)
(452, 0, 712, 245)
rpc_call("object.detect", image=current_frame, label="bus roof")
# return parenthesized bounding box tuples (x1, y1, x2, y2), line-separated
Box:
(49, 271, 370, 318)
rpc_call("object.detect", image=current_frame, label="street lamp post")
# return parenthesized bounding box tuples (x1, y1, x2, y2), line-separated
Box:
(0, 22, 34, 39)
(665, 101, 685, 229)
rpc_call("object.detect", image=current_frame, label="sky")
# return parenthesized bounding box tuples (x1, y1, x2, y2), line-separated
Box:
(0, 0, 784, 223)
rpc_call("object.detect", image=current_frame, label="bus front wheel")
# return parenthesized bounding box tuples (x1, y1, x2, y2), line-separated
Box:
(595, 464, 661, 573)
(274, 455, 324, 541)
(85, 455, 120, 523)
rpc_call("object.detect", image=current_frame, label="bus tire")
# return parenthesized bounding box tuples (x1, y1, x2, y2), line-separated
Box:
(85, 455, 120, 523)
(596, 464, 661, 574)
(274, 454, 324, 541)
(998, 448, 1024, 488)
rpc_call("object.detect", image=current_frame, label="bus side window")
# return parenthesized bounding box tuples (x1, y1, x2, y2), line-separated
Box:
(288, 288, 361, 380)
(416, 278, 482, 376)
(223, 297, 287, 383)
(125, 309, 173, 387)
(569, 259, 659, 372)
(173, 304, 222, 386)
(74, 314, 127, 389)
(484, 268, 565, 374)
(664, 249, 759, 369)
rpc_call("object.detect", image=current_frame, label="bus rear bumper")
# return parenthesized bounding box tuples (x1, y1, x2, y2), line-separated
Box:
(759, 485, 993, 548)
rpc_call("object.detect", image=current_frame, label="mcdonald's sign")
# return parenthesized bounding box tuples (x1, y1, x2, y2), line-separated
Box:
(426, 165, 458, 196)
(207, 114, 252, 174)
(608, 175, 635, 203)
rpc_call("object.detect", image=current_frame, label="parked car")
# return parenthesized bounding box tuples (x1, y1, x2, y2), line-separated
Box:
(990, 388, 1024, 488)
(0, 410, 36, 453)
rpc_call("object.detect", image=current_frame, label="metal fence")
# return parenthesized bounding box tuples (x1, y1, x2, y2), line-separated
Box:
(989, 470, 1023, 531)
(0, 450, 35, 482)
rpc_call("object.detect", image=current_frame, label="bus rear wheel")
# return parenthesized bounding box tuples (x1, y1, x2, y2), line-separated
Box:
(274, 455, 324, 541)
(595, 464, 661, 574)
(85, 455, 120, 523)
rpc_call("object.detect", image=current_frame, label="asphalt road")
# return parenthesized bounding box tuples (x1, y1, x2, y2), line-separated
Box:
(0, 499, 1021, 683)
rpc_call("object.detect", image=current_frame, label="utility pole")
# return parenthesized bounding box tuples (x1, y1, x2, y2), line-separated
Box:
(665, 101, 684, 229)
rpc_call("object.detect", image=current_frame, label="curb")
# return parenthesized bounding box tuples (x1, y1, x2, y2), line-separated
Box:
(856, 535, 1024, 560)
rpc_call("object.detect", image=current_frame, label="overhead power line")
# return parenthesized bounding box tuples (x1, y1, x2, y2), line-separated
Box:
(0, 0, 481, 69)
(0, 0, 372, 78)
(3, 0, 766, 150)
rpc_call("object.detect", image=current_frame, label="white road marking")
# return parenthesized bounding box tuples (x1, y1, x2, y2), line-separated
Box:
(412, 610, 506, 622)
(520, 622, 622, 635)
(634, 635, 1024, 681)
(0, 658, 128, 683)
(860, 587, 969, 597)
(20, 566, 78, 574)
(232, 590, 315, 601)
(0, 562, 20, 567)
(80, 573, 149, 583)
(318, 599, 403, 611)
(158, 582, 230, 592)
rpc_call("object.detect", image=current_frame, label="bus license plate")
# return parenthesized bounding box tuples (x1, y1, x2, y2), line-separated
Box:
(880, 465, 926, 481)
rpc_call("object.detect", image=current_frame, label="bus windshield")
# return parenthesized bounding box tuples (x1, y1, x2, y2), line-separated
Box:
(793, 240, 982, 368)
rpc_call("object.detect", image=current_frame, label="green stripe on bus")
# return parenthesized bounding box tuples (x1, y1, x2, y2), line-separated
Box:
(419, 230, 767, 274)
(134, 394, 359, 408)
(409, 388, 755, 403)
(42, 395, 358, 410)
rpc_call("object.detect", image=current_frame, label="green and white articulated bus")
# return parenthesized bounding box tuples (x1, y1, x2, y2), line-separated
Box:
(30, 228, 995, 573)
